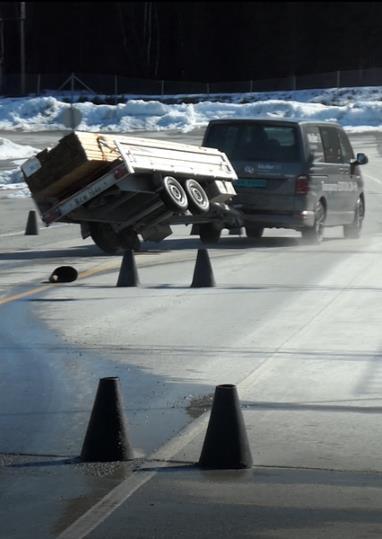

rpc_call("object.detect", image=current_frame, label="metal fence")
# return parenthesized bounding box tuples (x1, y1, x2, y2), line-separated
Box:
(4, 67, 382, 98)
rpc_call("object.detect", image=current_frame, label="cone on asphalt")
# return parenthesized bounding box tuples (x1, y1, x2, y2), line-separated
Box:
(48, 266, 78, 283)
(80, 377, 134, 462)
(25, 210, 39, 235)
(117, 250, 140, 287)
(191, 249, 216, 288)
(199, 384, 253, 469)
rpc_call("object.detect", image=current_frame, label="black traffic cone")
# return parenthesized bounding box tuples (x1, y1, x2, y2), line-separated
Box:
(80, 377, 134, 462)
(199, 384, 253, 469)
(191, 249, 216, 288)
(25, 210, 39, 235)
(117, 250, 140, 287)
(48, 266, 78, 283)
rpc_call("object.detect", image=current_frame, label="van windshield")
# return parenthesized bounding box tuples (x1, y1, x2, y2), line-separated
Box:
(204, 123, 300, 162)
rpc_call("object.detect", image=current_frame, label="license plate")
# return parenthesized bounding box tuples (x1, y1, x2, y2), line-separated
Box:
(236, 178, 267, 188)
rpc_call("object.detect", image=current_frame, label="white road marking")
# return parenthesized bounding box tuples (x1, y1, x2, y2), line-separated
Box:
(57, 413, 210, 539)
(364, 173, 382, 186)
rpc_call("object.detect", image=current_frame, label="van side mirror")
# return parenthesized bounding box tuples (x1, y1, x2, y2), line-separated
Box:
(352, 153, 368, 165)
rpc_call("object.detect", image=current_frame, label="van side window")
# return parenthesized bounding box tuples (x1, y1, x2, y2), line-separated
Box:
(305, 126, 325, 162)
(320, 127, 342, 163)
(337, 129, 354, 162)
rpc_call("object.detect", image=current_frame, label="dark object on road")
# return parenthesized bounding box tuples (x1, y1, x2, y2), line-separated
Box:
(116, 249, 140, 287)
(25, 210, 39, 235)
(48, 266, 78, 283)
(199, 384, 253, 469)
(191, 248, 216, 288)
(81, 377, 134, 462)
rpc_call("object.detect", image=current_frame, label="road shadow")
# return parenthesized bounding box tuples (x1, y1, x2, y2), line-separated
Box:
(148, 235, 301, 251)
(1, 234, 377, 260)
(0, 245, 101, 260)
(0, 245, 176, 261)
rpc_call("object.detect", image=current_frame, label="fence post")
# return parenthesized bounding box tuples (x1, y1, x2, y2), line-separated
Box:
(336, 70, 340, 88)
(70, 73, 75, 130)
(36, 73, 41, 96)
(161, 80, 164, 95)
(249, 80, 253, 92)
(114, 74, 118, 104)
(291, 74, 296, 91)
(206, 82, 210, 95)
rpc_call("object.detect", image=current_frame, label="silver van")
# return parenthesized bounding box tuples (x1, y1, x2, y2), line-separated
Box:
(201, 119, 368, 243)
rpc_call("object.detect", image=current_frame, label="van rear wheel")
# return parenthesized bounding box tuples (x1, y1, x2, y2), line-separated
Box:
(199, 222, 221, 244)
(245, 225, 264, 239)
(343, 198, 364, 239)
(301, 202, 325, 244)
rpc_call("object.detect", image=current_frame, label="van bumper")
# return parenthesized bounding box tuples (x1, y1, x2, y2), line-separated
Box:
(236, 208, 316, 229)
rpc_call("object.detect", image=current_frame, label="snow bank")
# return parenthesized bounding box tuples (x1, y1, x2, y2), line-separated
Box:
(2, 85, 382, 197)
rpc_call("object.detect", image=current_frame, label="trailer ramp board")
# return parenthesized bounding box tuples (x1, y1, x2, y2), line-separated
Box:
(114, 136, 237, 180)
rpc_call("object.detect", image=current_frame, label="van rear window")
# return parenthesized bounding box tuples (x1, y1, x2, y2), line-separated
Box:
(204, 124, 300, 162)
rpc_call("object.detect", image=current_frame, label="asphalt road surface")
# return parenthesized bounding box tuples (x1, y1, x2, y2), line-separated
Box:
(2, 129, 382, 538)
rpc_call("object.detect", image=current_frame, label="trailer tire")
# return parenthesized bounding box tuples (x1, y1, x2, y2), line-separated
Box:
(89, 222, 123, 255)
(161, 176, 188, 212)
(184, 179, 210, 214)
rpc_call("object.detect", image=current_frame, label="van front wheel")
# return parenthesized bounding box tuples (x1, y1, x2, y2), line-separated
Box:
(301, 202, 325, 244)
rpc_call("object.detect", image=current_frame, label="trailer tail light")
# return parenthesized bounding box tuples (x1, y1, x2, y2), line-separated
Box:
(295, 175, 310, 194)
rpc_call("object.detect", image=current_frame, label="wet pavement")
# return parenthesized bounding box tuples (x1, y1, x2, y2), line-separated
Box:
(4, 400, 382, 539)
(86, 464, 382, 539)
(0, 454, 138, 539)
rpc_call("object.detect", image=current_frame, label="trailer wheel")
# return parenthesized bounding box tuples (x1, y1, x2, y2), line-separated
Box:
(184, 179, 210, 214)
(161, 176, 188, 212)
(89, 222, 123, 254)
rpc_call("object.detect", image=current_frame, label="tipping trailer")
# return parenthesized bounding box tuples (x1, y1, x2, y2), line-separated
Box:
(21, 131, 240, 253)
